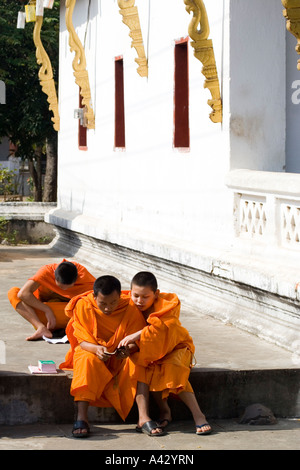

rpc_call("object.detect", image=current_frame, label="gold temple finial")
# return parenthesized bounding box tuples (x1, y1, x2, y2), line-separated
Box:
(117, 0, 148, 78)
(282, 0, 300, 70)
(184, 0, 222, 123)
(33, 15, 60, 131)
(65, 0, 95, 129)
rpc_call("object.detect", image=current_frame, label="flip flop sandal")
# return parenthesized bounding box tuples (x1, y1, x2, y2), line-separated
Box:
(72, 420, 90, 438)
(136, 420, 166, 436)
(196, 423, 212, 435)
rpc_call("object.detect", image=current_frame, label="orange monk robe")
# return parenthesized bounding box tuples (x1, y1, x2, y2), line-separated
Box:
(60, 292, 146, 421)
(129, 293, 195, 399)
(7, 259, 95, 329)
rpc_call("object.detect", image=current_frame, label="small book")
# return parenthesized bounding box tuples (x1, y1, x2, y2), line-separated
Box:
(38, 360, 57, 372)
(28, 360, 57, 374)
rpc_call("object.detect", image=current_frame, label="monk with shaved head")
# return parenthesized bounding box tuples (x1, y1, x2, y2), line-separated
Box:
(119, 271, 211, 436)
(60, 275, 145, 438)
(7, 259, 95, 340)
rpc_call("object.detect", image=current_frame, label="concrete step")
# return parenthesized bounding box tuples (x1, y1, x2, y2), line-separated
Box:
(1, 246, 299, 425)
(1, 366, 300, 425)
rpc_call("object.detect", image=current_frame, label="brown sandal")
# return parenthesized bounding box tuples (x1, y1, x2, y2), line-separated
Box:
(72, 420, 90, 438)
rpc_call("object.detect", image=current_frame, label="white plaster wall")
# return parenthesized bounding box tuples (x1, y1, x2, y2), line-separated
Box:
(286, 29, 300, 173)
(229, 0, 286, 172)
(51, 1, 300, 354)
(56, 0, 234, 261)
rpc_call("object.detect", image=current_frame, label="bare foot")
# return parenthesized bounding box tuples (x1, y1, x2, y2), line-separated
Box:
(26, 326, 53, 341)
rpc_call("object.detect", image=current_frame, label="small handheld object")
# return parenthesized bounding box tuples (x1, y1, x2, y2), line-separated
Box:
(104, 346, 126, 356)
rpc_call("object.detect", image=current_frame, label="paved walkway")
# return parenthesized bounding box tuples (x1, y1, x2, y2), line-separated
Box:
(1, 245, 298, 372)
(0, 245, 299, 451)
(0, 418, 299, 451)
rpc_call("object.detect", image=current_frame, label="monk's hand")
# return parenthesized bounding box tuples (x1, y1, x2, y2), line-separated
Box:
(44, 306, 56, 330)
(118, 331, 140, 348)
(95, 345, 109, 362)
(116, 346, 129, 360)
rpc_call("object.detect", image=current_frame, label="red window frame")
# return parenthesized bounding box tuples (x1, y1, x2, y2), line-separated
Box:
(114, 56, 126, 149)
(174, 37, 190, 150)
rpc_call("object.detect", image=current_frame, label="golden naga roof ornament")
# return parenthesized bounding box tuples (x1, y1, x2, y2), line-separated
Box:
(33, 14, 60, 131)
(282, 0, 300, 70)
(117, 0, 148, 78)
(65, 0, 95, 129)
(184, 0, 222, 123)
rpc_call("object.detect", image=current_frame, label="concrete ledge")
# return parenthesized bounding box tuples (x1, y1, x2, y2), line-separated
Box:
(0, 202, 57, 221)
(3, 220, 56, 244)
(0, 202, 57, 243)
(49, 227, 300, 354)
(0, 368, 299, 425)
(0, 371, 74, 425)
(225, 169, 300, 197)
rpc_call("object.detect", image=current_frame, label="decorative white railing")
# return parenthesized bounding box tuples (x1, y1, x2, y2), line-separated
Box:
(239, 195, 267, 238)
(281, 202, 300, 246)
(226, 170, 300, 249)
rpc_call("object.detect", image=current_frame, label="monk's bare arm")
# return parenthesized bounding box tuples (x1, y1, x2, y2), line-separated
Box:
(118, 330, 143, 347)
(18, 280, 43, 307)
(80, 341, 109, 361)
(17, 280, 56, 329)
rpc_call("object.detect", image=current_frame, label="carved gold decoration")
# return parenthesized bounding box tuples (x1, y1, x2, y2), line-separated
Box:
(117, 0, 148, 77)
(33, 15, 60, 131)
(65, 0, 95, 128)
(282, 0, 300, 70)
(184, 0, 222, 123)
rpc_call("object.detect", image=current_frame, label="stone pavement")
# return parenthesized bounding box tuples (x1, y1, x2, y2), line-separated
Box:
(0, 418, 299, 451)
(0, 245, 299, 451)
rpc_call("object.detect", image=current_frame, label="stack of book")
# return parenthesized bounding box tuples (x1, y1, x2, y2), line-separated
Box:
(38, 360, 57, 373)
(28, 360, 57, 374)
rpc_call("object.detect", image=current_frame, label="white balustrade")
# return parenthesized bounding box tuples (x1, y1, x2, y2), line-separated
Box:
(226, 169, 300, 249)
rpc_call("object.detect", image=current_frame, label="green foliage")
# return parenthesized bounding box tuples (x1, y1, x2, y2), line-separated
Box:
(0, 164, 17, 195)
(0, 217, 17, 245)
(0, 0, 59, 159)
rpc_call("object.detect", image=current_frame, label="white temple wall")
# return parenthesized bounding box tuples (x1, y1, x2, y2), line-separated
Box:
(56, 0, 233, 256)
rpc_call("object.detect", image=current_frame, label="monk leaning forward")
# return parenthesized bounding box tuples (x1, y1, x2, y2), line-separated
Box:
(119, 271, 212, 437)
(7, 259, 95, 341)
(59, 275, 146, 438)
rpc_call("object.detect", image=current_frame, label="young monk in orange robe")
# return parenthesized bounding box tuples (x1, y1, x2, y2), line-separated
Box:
(59, 275, 146, 438)
(7, 259, 95, 340)
(119, 271, 211, 436)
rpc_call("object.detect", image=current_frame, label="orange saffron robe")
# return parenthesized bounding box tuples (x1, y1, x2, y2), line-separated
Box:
(7, 259, 95, 329)
(60, 292, 146, 421)
(130, 293, 195, 399)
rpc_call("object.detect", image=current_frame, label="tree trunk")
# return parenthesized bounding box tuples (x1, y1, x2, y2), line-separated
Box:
(43, 133, 57, 202)
(28, 148, 43, 201)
